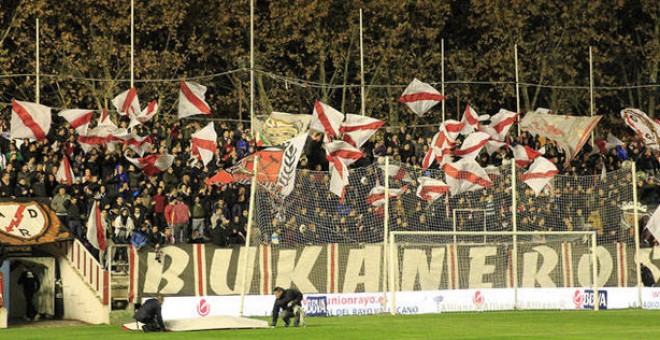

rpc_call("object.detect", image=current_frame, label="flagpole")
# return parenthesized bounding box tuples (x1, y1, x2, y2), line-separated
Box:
(382, 156, 390, 312)
(511, 159, 519, 309)
(441, 39, 445, 124)
(36, 18, 40, 104)
(515, 44, 520, 136)
(250, 0, 255, 140)
(360, 8, 365, 116)
(240, 155, 259, 316)
(130, 0, 134, 88)
(589, 46, 594, 146)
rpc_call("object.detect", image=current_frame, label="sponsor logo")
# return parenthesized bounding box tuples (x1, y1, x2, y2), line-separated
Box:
(573, 289, 584, 310)
(583, 289, 608, 310)
(433, 295, 444, 312)
(197, 298, 210, 317)
(306, 296, 328, 317)
(473, 290, 485, 309)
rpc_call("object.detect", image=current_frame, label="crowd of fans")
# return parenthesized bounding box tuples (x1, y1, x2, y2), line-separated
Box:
(0, 113, 658, 268)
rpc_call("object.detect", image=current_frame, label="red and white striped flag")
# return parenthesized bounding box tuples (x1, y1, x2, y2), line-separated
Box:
(510, 144, 544, 167)
(422, 146, 436, 170)
(86, 200, 107, 251)
(55, 155, 75, 186)
(340, 114, 385, 148)
(595, 134, 625, 154)
(327, 154, 349, 199)
(416, 176, 449, 202)
(125, 153, 175, 176)
(485, 109, 518, 141)
(460, 103, 488, 135)
(129, 100, 159, 128)
(98, 108, 115, 128)
(453, 131, 490, 159)
(520, 156, 558, 196)
(324, 140, 365, 167)
(440, 120, 464, 147)
(112, 87, 140, 116)
(58, 109, 94, 135)
(399, 78, 445, 117)
(367, 185, 408, 207)
(442, 158, 492, 196)
(109, 130, 153, 157)
(191, 122, 218, 167)
(178, 81, 211, 119)
(378, 162, 413, 183)
(10, 99, 52, 141)
(310, 100, 344, 141)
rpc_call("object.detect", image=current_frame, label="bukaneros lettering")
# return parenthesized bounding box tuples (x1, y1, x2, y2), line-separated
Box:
(134, 242, 658, 299)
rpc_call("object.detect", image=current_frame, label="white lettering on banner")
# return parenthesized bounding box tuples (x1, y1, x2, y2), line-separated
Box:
(143, 247, 189, 294)
(209, 247, 257, 295)
(275, 247, 322, 293)
(400, 248, 445, 291)
(469, 247, 497, 288)
(522, 246, 558, 287)
(576, 246, 613, 287)
(342, 246, 381, 293)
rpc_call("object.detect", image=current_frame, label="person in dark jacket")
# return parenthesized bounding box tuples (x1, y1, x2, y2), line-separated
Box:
(18, 265, 41, 322)
(271, 286, 304, 327)
(134, 295, 165, 332)
(66, 197, 84, 240)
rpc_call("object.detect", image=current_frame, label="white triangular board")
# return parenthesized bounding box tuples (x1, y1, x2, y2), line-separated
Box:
(123, 316, 269, 332)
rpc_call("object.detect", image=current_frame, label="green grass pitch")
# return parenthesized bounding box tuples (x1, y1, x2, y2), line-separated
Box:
(4, 310, 660, 339)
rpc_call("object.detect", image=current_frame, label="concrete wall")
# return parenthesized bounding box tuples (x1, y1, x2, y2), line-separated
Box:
(59, 257, 109, 325)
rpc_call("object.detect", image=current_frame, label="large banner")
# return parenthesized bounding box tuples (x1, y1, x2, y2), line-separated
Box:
(130, 242, 660, 301)
(254, 112, 311, 147)
(520, 110, 601, 165)
(0, 201, 69, 246)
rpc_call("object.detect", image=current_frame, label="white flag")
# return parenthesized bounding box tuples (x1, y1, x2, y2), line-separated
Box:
(58, 109, 94, 135)
(416, 176, 449, 202)
(190, 122, 217, 167)
(310, 100, 344, 141)
(277, 133, 308, 197)
(112, 87, 140, 116)
(328, 155, 349, 199)
(324, 140, 365, 167)
(367, 185, 408, 207)
(10, 99, 52, 141)
(129, 100, 159, 128)
(179, 81, 211, 119)
(442, 158, 492, 196)
(340, 114, 385, 148)
(86, 200, 107, 251)
(453, 131, 490, 159)
(55, 156, 75, 186)
(125, 153, 175, 175)
(399, 78, 444, 117)
(520, 157, 559, 196)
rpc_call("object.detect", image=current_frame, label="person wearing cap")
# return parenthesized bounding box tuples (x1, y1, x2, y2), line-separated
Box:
(271, 286, 304, 328)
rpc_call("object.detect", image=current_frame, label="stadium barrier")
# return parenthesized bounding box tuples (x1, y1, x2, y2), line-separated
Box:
(130, 157, 660, 317)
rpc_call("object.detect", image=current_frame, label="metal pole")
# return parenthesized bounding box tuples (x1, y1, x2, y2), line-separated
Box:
(36, 18, 40, 104)
(389, 232, 396, 315)
(239, 155, 259, 316)
(382, 156, 390, 311)
(589, 46, 595, 146)
(511, 159, 519, 309)
(632, 161, 642, 307)
(130, 0, 134, 87)
(514, 44, 521, 136)
(360, 8, 365, 116)
(441, 39, 445, 124)
(250, 0, 255, 139)
(592, 232, 599, 311)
